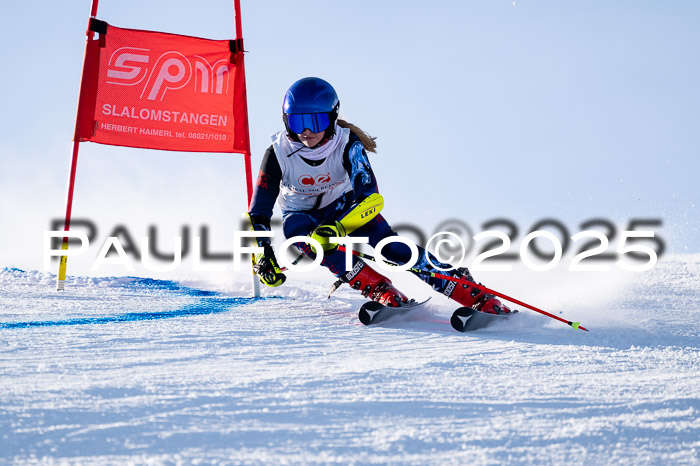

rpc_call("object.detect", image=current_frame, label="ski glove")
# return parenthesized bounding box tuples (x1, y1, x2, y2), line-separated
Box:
(253, 243, 286, 287)
(310, 221, 347, 253)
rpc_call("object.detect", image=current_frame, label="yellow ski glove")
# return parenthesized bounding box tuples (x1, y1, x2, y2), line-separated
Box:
(253, 244, 286, 287)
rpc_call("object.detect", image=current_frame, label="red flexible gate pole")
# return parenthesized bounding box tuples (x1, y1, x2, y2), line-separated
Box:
(57, 0, 100, 291)
(233, 0, 260, 297)
(234, 0, 254, 207)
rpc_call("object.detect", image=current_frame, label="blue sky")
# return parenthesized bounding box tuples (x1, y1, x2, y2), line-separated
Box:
(0, 0, 698, 276)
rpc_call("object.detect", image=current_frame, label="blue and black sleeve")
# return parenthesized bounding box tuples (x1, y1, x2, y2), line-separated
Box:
(343, 134, 379, 203)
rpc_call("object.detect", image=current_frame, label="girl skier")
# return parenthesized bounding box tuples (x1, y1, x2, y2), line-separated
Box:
(248, 77, 511, 314)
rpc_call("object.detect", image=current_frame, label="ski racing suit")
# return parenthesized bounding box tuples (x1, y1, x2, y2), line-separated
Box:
(247, 125, 461, 295)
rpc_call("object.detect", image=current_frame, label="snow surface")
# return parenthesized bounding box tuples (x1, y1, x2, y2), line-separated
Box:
(1, 256, 699, 464)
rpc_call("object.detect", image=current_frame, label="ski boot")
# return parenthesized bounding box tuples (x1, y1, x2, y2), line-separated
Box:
(444, 267, 512, 315)
(342, 261, 409, 307)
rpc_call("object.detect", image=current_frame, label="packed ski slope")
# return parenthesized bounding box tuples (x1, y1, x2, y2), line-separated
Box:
(1, 255, 699, 464)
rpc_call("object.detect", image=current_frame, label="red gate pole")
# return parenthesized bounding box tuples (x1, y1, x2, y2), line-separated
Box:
(234, 0, 254, 207)
(57, 0, 100, 291)
(233, 0, 260, 297)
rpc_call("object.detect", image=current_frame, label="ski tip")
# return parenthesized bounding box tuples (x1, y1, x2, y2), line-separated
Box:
(358, 301, 384, 326)
(450, 307, 476, 333)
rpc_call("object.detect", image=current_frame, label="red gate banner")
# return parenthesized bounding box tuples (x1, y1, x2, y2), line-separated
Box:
(75, 21, 249, 153)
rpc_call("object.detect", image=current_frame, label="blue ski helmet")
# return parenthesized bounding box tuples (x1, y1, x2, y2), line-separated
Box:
(282, 77, 339, 139)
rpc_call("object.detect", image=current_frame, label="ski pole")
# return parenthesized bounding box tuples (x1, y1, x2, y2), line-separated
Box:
(279, 252, 306, 272)
(337, 246, 589, 332)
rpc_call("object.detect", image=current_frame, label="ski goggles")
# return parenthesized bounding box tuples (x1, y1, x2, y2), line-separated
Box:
(286, 112, 331, 134)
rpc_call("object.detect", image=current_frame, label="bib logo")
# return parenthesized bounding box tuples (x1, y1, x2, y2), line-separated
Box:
(298, 174, 331, 187)
(106, 48, 230, 101)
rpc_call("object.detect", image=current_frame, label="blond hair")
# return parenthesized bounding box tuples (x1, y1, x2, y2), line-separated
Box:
(337, 119, 377, 153)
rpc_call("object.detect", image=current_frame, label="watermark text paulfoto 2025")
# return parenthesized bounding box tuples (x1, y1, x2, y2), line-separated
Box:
(45, 217, 664, 273)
